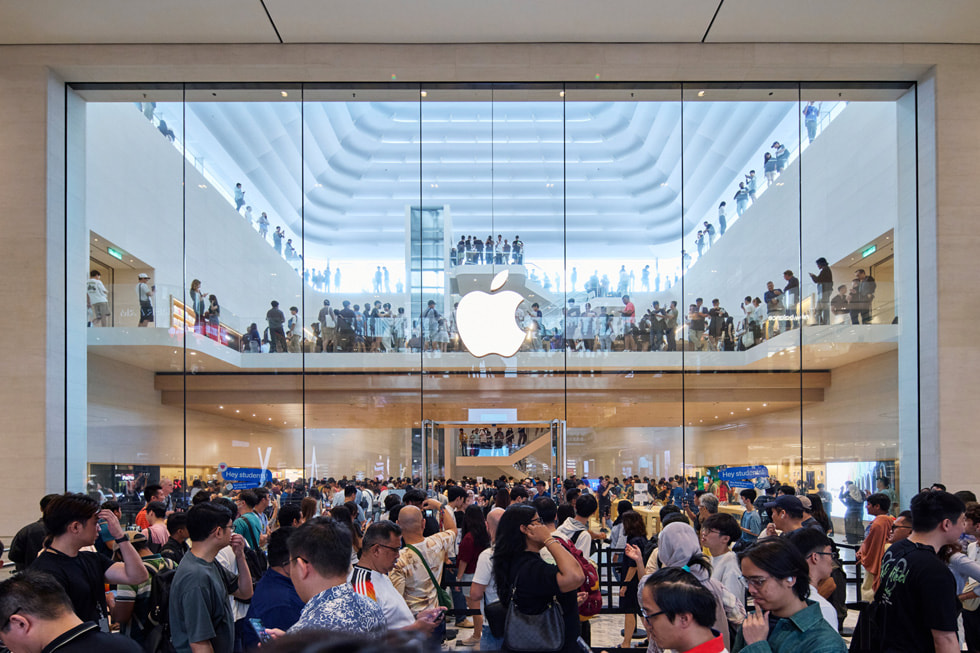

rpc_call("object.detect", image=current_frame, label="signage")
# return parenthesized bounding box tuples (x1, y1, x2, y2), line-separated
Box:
(218, 463, 272, 489)
(728, 480, 756, 489)
(633, 482, 649, 505)
(861, 244, 877, 258)
(468, 409, 518, 423)
(107, 247, 124, 260)
(718, 465, 769, 482)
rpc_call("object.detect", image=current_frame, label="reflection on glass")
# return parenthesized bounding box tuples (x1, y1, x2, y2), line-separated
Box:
(65, 82, 915, 539)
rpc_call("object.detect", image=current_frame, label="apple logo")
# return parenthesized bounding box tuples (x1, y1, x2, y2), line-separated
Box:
(456, 270, 526, 358)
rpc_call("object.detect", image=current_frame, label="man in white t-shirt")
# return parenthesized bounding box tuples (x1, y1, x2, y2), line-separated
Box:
(470, 508, 505, 650)
(389, 503, 457, 643)
(86, 270, 110, 327)
(784, 527, 839, 629)
(350, 521, 444, 633)
(137, 273, 154, 327)
(701, 513, 746, 613)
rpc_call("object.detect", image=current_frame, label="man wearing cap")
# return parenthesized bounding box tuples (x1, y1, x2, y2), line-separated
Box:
(762, 495, 823, 538)
(137, 273, 154, 327)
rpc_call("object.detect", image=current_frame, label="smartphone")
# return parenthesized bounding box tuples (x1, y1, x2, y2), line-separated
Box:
(423, 509, 436, 519)
(249, 617, 270, 643)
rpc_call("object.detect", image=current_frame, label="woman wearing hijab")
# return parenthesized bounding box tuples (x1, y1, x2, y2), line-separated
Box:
(626, 521, 745, 652)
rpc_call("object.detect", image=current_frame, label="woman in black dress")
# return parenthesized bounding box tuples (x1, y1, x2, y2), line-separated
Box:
(492, 504, 585, 653)
(618, 510, 651, 648)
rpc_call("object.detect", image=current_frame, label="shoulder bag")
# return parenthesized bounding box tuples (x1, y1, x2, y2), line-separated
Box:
(404, 542, 454, 610)
(503, 558, 565, 653)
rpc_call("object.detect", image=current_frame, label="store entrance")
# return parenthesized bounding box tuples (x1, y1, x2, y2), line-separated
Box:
(421, 419, 565, 486)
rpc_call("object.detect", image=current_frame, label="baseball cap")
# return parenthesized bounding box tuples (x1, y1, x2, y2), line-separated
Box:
(798, 495, 813, 511)
(129, 532, 149, 546)
(138, 273, 149, 279)
(763, 495, 804, 513)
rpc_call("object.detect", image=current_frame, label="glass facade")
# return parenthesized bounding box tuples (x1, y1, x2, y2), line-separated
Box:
(68, 81, 917, 524)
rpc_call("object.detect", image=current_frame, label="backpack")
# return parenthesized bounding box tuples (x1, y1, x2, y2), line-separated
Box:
(562, 531, 602, 619)
(142, 567, 178, 653)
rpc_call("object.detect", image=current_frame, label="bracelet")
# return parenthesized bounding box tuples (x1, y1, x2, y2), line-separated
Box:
(114, 535, 130, 544)
(544, 538, 559, 547)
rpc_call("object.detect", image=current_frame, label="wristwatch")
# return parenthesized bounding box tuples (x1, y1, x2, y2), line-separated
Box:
(114, 535, 130, 544)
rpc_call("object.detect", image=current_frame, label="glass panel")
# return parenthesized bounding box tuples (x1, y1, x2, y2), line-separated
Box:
(682, 84, 803, 528)
(563, 84, 684, 533)
(70, 85, 188, 514)
(419, 84, 566, 485)
(800, 84, 918, 539)
(183, 85, 305, 490)
(302, 85, 423, 482)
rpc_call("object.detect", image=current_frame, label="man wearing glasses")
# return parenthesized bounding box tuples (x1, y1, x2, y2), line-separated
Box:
(639, 567, 728, 653)
(169, 502, 253, 653)
(350, 521, 445, 634)
(887, 511, 913, 545)
(733, 538, 846, 652)
(0, 571, 142, 653)
(784, 528, 840, 629)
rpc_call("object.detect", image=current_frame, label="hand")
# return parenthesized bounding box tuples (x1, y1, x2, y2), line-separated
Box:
(624, 543, 643, 565)
(99, 509, 125, 539)
(619, 585, 627, 597)
(765, 523, 777, 537)
(525, 522, 553, 546)
(741, 609, 770, 644)
(264, 628, 286, 640)
(230, 533, 246, 556)
(576, 591, 588, 606)
(422, 498, 442, 511)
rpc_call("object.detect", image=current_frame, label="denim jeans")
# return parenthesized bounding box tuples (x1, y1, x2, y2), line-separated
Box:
(480, 623, 504, 651)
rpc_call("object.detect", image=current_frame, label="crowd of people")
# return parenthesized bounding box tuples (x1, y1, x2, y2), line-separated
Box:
(4, 469, 977, 653)
(452, 235, 525, 266)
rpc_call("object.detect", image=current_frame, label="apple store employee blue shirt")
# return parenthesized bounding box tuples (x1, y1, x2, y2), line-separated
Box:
(288, 582, 386, 636)
(243, 570, 305, 647)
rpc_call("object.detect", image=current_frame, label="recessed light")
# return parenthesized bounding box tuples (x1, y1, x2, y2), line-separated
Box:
(281, 91, 288, 98)
(219, 406, 224, 409)
(235, 409, 240, 413)
(559, 91, 565, 98)
(762, 403, 768, 407)
(420, 91, 427, 97)
(697, 91, 705, 97)
(252, 414, 256, 417)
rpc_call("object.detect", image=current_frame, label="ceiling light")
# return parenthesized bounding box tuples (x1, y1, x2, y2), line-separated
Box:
(268, 418, 272, 421)
(235, 409, 240, 413)
(559, 91, 565, 98)
(252, 414, 256, 417)
(762, 403, 767, 407)
(730, 411, 734, 415)
(219, 406, 224, 409)
(281, 91, 288, 98)
(697, 91, 705, 97)
(420, 91, 427, 98)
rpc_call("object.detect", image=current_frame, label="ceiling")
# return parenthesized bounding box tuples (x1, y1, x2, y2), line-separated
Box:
(0, 0, 978, 45)
(162, 95, 799, 260)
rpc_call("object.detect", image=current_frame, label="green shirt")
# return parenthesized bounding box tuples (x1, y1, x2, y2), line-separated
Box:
(732, 601, 847, 653)
(233, 512, 263, 551)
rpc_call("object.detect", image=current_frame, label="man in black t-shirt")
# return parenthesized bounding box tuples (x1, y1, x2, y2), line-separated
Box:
(29, 493, 148, 629)
(0, 571, 141, 653)
(875, 490, 964, 653)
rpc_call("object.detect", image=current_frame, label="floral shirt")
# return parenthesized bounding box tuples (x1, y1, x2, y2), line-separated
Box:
(289, 583, 386, 636)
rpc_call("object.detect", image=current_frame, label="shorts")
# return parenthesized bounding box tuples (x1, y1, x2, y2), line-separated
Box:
(92, 301, 109, 320)
(139, 300, 154, 322)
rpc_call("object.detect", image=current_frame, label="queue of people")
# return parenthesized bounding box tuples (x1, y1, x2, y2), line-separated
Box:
(4, 471, 977, 653)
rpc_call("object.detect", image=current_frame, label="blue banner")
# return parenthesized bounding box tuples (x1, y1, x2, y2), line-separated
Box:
(718, 465, 769, 482)
(728, 480, 756, 489)
(220, 467, 272, 489)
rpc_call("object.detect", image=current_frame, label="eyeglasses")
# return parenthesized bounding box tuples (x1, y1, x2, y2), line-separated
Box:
(891, 524, 912, 532)
(740, 575, 773, 589)
(1, 607, 22, 632)
(290, 556, 308, 566)
(528, 518, 542, 525)
(811, 551, 835, 558)
(640, 608, 665, 621)
(375, 543, 401, 553)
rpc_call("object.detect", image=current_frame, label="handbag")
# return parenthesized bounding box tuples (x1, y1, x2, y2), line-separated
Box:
(503, 560, 565, 652)
(484, 595, 507, 639)
(404, 543, 454, 610)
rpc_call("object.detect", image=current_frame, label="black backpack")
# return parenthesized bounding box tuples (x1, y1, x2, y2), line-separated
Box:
(142, 567, 178, 653)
